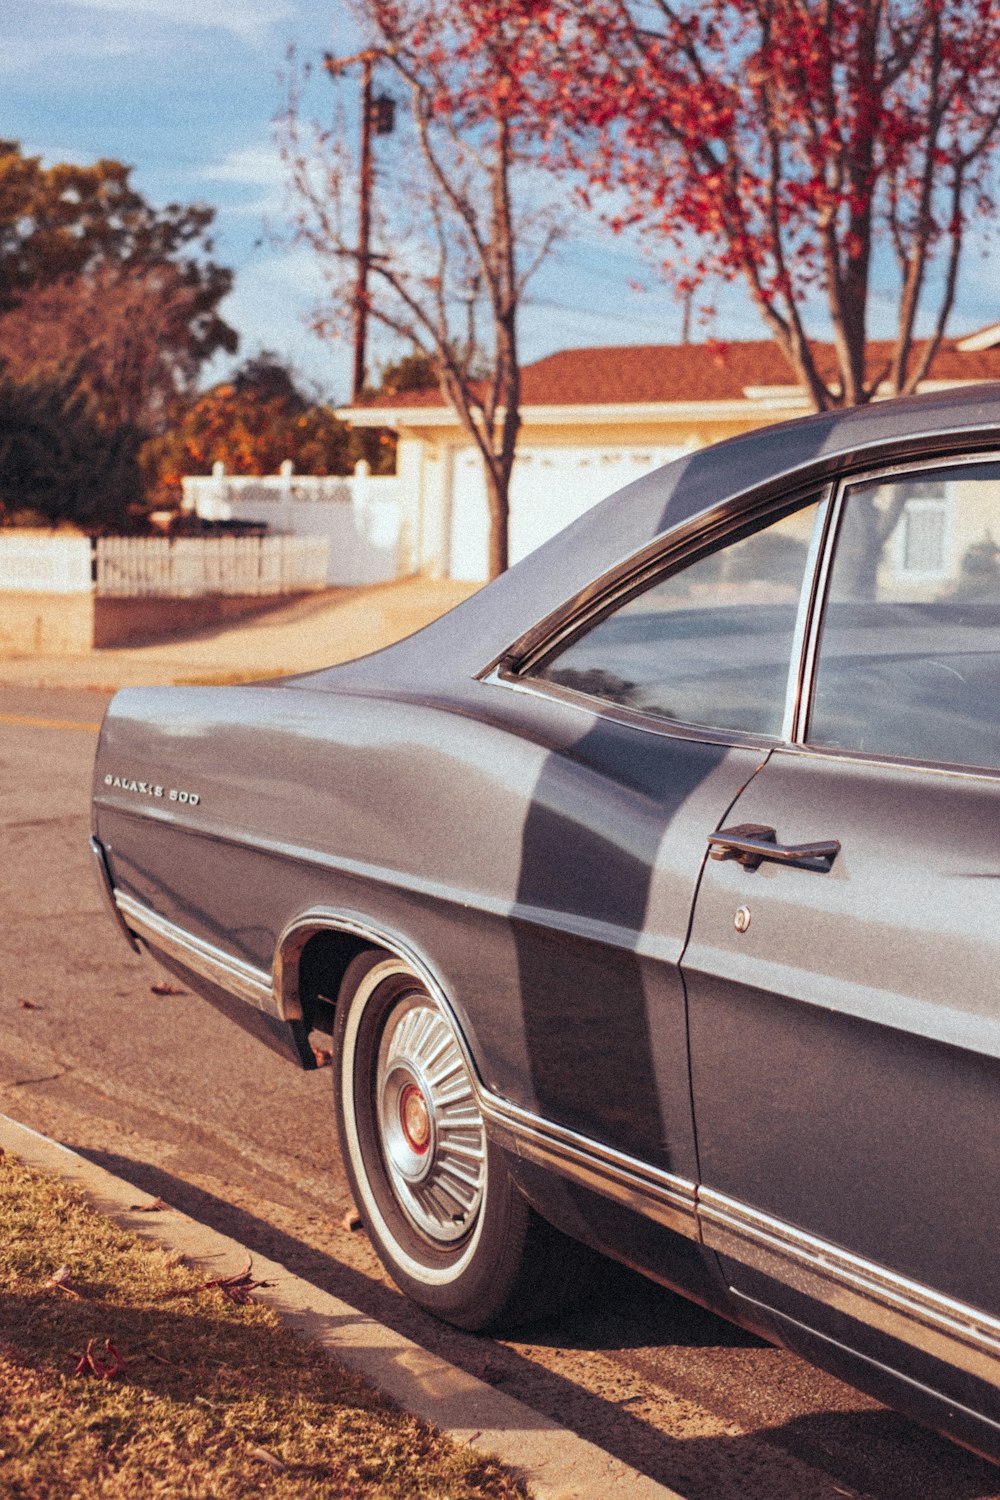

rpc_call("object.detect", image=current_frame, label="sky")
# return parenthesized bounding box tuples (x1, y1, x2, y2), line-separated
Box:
(4, 0, 998, 404)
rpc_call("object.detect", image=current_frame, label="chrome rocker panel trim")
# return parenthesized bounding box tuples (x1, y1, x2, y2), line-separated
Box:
(480, 1091, 700, 1241)
(114, 890, 276, 1018)
(700, 1188, 1000, 1391)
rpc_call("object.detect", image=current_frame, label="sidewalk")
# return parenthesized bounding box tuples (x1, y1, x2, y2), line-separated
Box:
(0, 577, 480, 692)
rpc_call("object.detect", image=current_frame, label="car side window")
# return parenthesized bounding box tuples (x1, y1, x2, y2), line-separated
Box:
(530, 499, 822, 735)
(809, 461, 1000, 769)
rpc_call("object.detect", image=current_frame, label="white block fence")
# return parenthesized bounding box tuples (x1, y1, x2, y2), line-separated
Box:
(180, 464, 404, 586)
(0, 533, 93, 592)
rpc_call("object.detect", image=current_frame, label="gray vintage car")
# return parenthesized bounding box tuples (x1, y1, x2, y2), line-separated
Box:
(91, 383, 1000, 1461)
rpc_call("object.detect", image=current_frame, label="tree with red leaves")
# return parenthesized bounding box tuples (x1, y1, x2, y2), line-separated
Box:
(528, 0, 1000, 409)
(280, 0, 564, 577)
(0, 264, 205, 435)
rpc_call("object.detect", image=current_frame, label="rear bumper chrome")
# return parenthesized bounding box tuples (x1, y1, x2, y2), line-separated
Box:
(88, 837, 140, 953)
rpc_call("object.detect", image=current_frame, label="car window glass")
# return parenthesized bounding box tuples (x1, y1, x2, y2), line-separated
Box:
(810, 461, 1000, 768)
(531, 500, 821, 735)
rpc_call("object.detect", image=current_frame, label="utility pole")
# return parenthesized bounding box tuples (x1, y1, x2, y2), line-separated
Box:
(324, 48, 396, 404)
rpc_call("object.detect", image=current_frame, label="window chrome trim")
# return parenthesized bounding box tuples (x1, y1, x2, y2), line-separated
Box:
(114, 890, 277, 1018)
(796, 447, 1000, 751)
(481, 664, 779, 750)
(496, 485, 831, 679)
(700, 1188, 1000, 1390)
(782, 491, 834, 744)
(487, 487, 834, 748)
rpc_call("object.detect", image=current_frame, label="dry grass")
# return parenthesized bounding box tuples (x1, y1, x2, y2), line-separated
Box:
(0, 1151, 528, 1499)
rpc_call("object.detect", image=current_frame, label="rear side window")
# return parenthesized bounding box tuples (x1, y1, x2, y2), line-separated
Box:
(530, 501, 821, 736)
(809, 462, 1000, 769)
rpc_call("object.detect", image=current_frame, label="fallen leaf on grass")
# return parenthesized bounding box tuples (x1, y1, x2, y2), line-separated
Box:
(17, 999, 41, 1010)
(341, 1208, 363, 1233)
(250, 1446, 288, 1474)
(74, 1338, 125, 1379)
(137, 1348, 190, 1374)
(46, 1265, 84, 1298)
(202, 1260, 272, 1305)
(150, 983, 185, 996)
(311, 1045, 333, 1068)
(128, 1197, 167, 1212)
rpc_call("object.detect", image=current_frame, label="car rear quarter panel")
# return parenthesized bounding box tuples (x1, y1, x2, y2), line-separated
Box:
(93, 676, 758, 1183)
(101, 682, 670, 1114)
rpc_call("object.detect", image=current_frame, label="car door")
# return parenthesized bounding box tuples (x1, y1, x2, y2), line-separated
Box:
(684, 455, 1000, 1422)
(496, 493, 825, 1226)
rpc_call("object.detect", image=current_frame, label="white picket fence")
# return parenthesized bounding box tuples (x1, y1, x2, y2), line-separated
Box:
(94, 536, 329, 597)
(0, 532, 330, 597)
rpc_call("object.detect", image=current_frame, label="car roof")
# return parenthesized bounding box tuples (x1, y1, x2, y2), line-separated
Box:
(307, 381, 1000, 695)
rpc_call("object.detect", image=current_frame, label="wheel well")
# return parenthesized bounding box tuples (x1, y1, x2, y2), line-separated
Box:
(296, 929, 377, 1034)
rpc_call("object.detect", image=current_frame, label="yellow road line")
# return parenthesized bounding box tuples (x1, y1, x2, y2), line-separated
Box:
(0, 713, 101, 733)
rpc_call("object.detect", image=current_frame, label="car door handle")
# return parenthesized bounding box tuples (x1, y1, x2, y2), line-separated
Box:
(707, 823, 841, 872)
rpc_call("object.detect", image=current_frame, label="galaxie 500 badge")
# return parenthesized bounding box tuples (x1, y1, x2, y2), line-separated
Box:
(104, 774, 200, 806)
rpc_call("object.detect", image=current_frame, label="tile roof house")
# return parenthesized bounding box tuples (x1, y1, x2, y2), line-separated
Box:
(340, 333, 1000, 581)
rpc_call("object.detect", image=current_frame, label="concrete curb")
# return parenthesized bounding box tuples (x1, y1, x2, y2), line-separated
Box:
(0, 1113, 686, 1500)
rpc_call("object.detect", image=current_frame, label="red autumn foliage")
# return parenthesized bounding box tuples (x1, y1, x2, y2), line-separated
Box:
(510, 0, 1000, 408)
(0, 265, 205, 434)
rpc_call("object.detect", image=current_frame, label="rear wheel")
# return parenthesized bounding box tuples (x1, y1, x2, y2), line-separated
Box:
(333, 949, 580, 1330)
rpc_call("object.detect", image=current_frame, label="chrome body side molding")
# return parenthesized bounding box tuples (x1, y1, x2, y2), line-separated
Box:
(479, 1091, 700, 1241)
(700, 1189, 1000, 1390)
(114, 890, 276, 1018)
(109, 890, 1000, 1390)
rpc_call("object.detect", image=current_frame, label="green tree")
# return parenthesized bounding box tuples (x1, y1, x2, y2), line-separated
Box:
(0, 367, 143, 530)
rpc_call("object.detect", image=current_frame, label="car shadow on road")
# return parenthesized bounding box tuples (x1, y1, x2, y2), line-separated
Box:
(80, 1148, 1000, 1500)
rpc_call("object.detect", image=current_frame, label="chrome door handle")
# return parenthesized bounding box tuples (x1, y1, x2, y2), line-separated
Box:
(707, 824, 841, 873)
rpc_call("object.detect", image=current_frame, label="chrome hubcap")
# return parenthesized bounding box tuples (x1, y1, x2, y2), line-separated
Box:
(375, 995, 485, 1244)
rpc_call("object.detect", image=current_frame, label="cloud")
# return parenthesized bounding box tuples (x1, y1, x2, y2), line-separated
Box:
(203, 147, 286, 187)
(58, 0, 296, 49)
(196, 145, 291, 217)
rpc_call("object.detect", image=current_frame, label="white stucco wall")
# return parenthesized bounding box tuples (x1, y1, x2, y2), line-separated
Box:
(182, 470, 404, 587)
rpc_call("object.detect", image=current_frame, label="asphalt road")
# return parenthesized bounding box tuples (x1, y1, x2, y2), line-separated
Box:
(2, 684, 998, 1500)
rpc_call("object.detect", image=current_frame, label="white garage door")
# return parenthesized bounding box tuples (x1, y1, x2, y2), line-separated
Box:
(448, 444, 689, 581)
